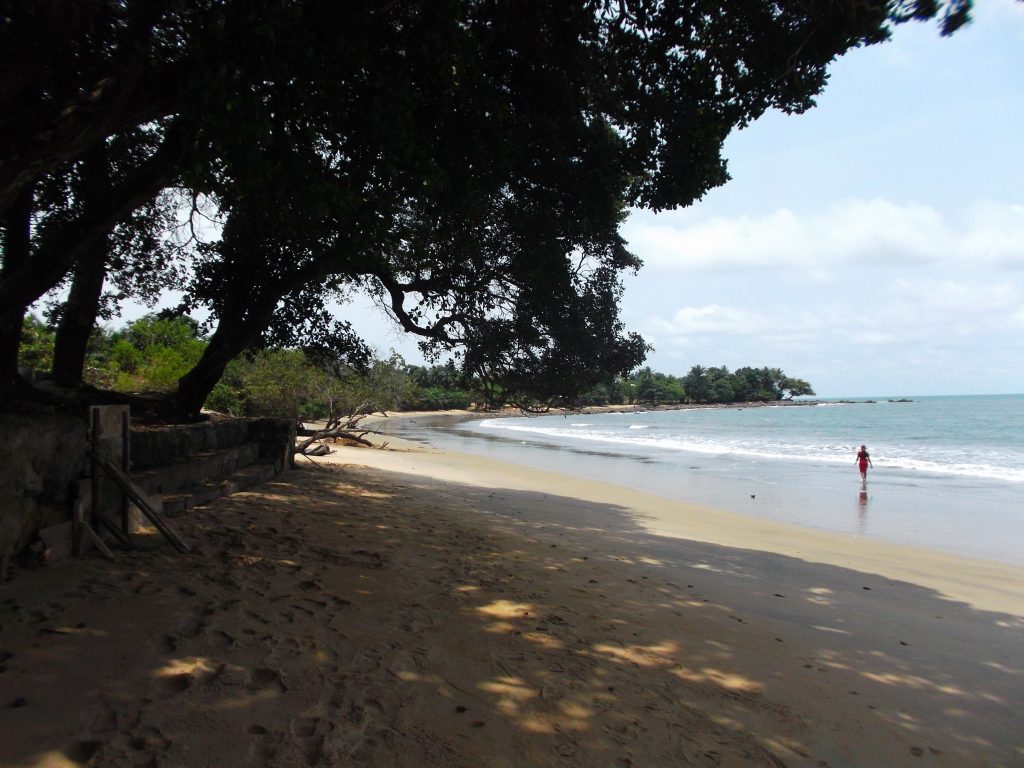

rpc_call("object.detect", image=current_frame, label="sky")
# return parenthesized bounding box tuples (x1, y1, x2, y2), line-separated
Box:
(344, 1, 1024, 398)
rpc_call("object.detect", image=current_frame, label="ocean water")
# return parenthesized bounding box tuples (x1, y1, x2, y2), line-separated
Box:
(380, 396, 1024, 565)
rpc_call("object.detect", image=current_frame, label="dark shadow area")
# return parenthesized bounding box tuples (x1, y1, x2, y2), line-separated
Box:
(1, 463, 1021, 767)
(0, 379, 207, 424)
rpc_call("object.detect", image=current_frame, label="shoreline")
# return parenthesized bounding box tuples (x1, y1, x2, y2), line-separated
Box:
(316, 440, 1024, 764)
(362, 407, 1024, 568)
(360, 397, 895, 421)
(326, 417, 1024, 615)
(2, 433, 1022, 766)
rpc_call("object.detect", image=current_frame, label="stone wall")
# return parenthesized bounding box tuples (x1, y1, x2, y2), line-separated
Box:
(0, 413, 295, 566)
(0, 412, 89, 563)
(129, 417, 295, 471)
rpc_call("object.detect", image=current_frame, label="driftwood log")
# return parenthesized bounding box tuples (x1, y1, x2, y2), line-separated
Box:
(296, 411, 386, 455)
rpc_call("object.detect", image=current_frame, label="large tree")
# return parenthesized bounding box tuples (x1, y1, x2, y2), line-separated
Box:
(0, 1, 972, 410)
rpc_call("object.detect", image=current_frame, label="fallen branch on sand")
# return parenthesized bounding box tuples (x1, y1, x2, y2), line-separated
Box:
(295, 410, 385, 455)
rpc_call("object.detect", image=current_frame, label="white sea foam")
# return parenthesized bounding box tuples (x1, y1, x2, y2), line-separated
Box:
(453, 397, 1024, 564)
(479, 412, 1024, 484)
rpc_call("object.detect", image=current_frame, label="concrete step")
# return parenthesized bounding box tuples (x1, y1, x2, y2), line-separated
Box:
(160, 462, 279, 517)
(131, 442, 261, 496)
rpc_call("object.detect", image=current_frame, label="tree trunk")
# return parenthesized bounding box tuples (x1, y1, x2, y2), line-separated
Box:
(50, 247, 108, 386)
(0, 184, 34, 385)
(0, 124, 180, 328)
(172, 183, 320, 415)
(52, 146, 110, 387)
(174, 334, 239, 415)
(174, 296, 281, 415)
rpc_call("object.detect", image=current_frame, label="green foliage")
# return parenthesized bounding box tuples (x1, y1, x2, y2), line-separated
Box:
(573, 379, 626, 407)
(119, 314, 202, 352)
(407, 387, 474, 411)
(14, 313, 206, 393)
(779, 376, 815, 399)
(16, 315, 55, 372)
(577, 364, 816, 406)
(229, 349, 324, 419)
(206, 350, 333, 419)
(109, 339, 143, 374)
(405, 364, 479, 410)
(101, 315, 206, 393)
(358, 354, 415, 413)
(205, 358, 250, 417)
(204, 349, 420, 421)
(14, 307, 818, 411)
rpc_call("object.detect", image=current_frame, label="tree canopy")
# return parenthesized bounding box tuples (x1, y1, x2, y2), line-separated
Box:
(16, 312, 815, 414)
(0, 1, 971, 415)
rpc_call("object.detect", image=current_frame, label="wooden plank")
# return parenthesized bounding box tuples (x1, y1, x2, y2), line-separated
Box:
(79, 520, 116, 561)
(73, 489, 84, 558)
(95, 511, 135, 550)
(85, 408, 101, 557)
(91, 453, 191, 554)
(121, 409, 131, 533)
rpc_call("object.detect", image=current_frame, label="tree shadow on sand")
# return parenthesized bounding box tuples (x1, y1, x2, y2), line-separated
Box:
(1, 463, 1021, 767)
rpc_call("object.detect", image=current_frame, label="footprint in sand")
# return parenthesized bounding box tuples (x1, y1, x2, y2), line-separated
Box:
(290, 716, 321, 738)
(129, 725, 170, 752)
(82, 703, 119, 734)
(178, 616, 205, 639)
(211, 630, 236, 648)
(61, 740, 103, 764)
(161, 674, 192, 695)
(248, 731, 283, 763)
(248, 666, 286, 692)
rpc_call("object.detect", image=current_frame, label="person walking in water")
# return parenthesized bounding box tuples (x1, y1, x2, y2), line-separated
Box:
(856, 445, 873, 481)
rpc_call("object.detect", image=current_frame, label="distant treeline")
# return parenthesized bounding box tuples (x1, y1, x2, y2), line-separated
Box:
(18, 314, 813, 418)
(578, 365, 814, 406)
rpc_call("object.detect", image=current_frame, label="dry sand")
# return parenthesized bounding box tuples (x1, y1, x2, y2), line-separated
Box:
(2, 428, 1023, 767)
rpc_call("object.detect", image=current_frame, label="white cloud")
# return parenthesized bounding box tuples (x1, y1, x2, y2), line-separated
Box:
(649, 305, 761, 336)
(638, 270, 1023, 373)
(646, 304, 832, 354)
(618, 6, 1024, 396)
(845, 329, 900, 345)
(624, 199, 1024, 271)
(959, 202, 1024, 267)
(885, 278, 1019, 315)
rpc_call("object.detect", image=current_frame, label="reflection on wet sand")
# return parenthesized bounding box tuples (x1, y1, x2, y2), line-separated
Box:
(858, 483, 869, 533)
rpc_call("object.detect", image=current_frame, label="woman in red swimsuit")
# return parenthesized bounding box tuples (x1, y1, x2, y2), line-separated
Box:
(856, 445, 873, 481)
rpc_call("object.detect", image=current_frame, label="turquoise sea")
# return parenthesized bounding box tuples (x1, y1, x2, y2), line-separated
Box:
(379, 395, 1024, 565)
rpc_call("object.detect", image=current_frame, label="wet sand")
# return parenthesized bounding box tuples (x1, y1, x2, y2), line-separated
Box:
(1, 429, 1022, 767)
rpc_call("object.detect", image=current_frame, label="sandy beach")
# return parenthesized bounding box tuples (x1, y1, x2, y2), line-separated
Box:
(2, 423, 1023, 767)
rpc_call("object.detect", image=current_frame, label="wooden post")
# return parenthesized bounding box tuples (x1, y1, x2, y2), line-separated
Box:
(83, 404, 131, 557)
(95, 511, 134, 550)
(82, 408, 102, 557)
(91, 453, 191, 554)
(75, 500, 116, 561)
(72, 491, 84, 558)
(121, 409, 130, 533)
